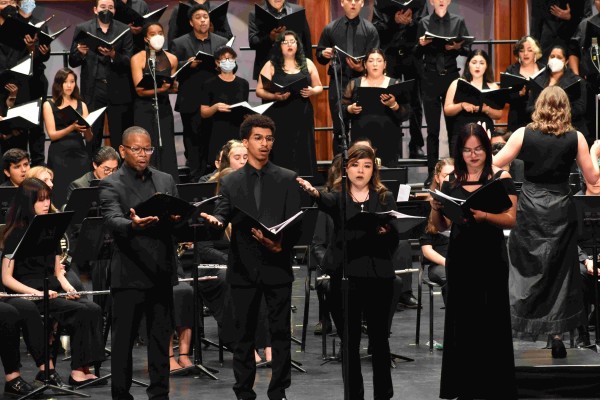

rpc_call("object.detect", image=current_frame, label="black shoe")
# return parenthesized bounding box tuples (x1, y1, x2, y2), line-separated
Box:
(35, 370, 73, 389)
(68, 375, 108, 387)
(314, 320, 333, 335)
(4, 376, 34, 397)
(398, 294, 420, 309)
(551, 338, 567, 359)
(409, 146, 426, 159)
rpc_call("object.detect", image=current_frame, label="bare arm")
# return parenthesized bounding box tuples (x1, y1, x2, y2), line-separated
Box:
(421, 244, 446, 266)
(577, 131, 600, 184)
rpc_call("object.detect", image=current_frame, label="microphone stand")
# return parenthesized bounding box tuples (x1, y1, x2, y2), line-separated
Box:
(148, 53, 163, 148)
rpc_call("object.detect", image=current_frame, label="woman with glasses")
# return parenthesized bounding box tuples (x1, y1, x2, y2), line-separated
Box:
(343, 48, 410, 167)
(430, 123, 518, 399)
(42, 68, 93, 208)
(495, 86, 600, 359)
(256, 30, 322, 176)
(130, 22, 179, 182)
(444, 49, 503, 153)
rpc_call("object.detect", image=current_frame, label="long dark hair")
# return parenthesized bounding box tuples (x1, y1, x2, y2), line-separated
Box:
(362, 48, 387, 76)
(1, 178, 52, 249)
(51, 68, 81, 107)
(462, 49, 494, 84)
(270, 30, 307, 74)
(452, 123, 493, 187)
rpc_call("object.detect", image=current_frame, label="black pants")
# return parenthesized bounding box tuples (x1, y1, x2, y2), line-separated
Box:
(111, 287, 173, 400)
(329, 276, 394, 400)
(328, 74, 352, 155)
(89, 81, 133, 153)
(0, 302, 22, 374)
(421, 69, 459, 172)
(230, 283, 292, 400)
(4, 297, 46, 367)
(180, 111, 204, 180)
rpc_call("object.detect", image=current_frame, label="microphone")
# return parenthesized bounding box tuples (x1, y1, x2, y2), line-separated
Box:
(148, 48, 156, 70)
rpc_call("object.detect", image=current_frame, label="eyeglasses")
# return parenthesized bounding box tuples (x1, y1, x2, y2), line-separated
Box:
(462, 146, 485, 155)
(123, 145, 155, 154)
(101, 166, 118, 174)
(251, 135, 275, 143)
(282, 40, 297, 45)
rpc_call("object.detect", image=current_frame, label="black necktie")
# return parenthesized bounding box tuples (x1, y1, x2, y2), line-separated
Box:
(346, 20, 356, 57)
(254, 171, 262, 211)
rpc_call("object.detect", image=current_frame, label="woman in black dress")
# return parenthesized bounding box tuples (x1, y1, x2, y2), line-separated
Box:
(430, 123, 518, 399)
(42, 68, 92, 208)
(298, 145, 399, 400)
(131, 22, 179, 182)
(444, 49, 503, 153)
(494, 86, 600, 358)
(256, 30, 322, 176)
(343, 48, 410, 167)
(200, 45, 250, 168)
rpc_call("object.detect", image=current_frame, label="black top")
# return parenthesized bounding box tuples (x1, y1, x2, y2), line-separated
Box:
(415, 12, 471, 73)
(167, 0, 233, 49)
(199, 75, 249, 108)
(504, 61, 544, 132)
(569, 12, 600, 80)
(419, 231, 449, 266)
(372, 0, 428, 56)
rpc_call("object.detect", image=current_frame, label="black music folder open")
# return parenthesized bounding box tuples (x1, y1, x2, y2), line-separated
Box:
(74, 28, 129, 50)
(229, 101, 275, 116)
(260, 74, 309, 95)
(0, 99, 41, 132)
(356, 80, 415, 112)
(37, 26, 69, 47)
(55, 105, 106, 129)
(453, 79, 511, 109)
(333, 45, 365, 63)
(376, 0, 426, 13)
(424, 31, 475, 47)
(134, 193, 220, 220)
(115, 4, 168, 27)
(529, 75, 582, 100)
(429, 178, 512, 225)
(0, 54, 33, 88)
(346, 210, 425, 234)
(254, 4, 306, 34)
(231, 207, 305, 241)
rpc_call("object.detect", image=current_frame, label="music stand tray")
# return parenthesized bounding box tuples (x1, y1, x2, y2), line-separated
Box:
(177, 182, 217, 203)
(64, 187, 101, 225)
(70, 217, 111, 266)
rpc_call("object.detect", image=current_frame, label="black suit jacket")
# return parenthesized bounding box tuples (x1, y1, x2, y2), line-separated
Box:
(99, 164, 178, 289)
(65, 171, 95, 205)
(248, 1, 312, 80)
(212, 162, 302, 286)
(68, 18, 134, 106)
(170, 31, 228, 113)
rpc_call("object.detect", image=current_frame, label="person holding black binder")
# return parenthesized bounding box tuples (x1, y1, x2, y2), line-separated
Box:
(69, 0, 134, 152)
(1, 178, 105, 387)
(170, 3, 228, 180)
(317, 0, 380, 154)
(248, 0, 312, 81)
(443, 49, 503, 152)
(167, 0, 233, 50)
(342, 48, 410, 167)
(494, 86, 600, 359)
(201, 114, 301, 400)
(98, 126, 179, 400)
(131, 21, 179, 183)
(115, 0, 150, 53)
(256, 30, 322, 176)
(42, 68, 93, 209)
(297, 144, 399, 400)
(428, 123, 517, 399)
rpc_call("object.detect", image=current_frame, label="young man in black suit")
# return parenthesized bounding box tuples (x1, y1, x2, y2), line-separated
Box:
(202, 114, 302, 400)
(69, 0, 134, 152)
(99, 126, 179, 400)
(170, 3, 228, 181)
(248, 0, 312, 81)
(167, 0, 233, 50)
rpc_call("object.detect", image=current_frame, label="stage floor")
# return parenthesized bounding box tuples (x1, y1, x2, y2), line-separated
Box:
(5, 263, 600, 400)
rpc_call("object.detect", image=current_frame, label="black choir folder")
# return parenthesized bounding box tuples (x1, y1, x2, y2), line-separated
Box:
(356, 80, 415, 112)
(260, 74, 309, 95)
(74, 28, 129, 50)
(377, 0, 426, 13)
(346, 210, 425, 233)
(424, 31, 475, 46)
(0, 54, 33, 88)
(429, 178, 512, 225)
(55, 106, 106, 128)
(529, 76, 582, 100)
(115, 4, 168, 27)
(453, 79, 511, 109)
(134, 193, 220, 220)
(334, 45, 365, 63)
(0, 98, 41, 131)
(254, 4, 306, 34)
(0, 15, 68, 49)
(231, 207, 305, 241)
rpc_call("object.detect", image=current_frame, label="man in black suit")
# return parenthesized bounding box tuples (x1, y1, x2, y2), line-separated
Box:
(99, 126, 179, 400)
(167, 0, 233, 50)
(170, 3, 228, 181)
(248, 0, 312, 81)
(202, 114, 302, 400)
(69, 0, 134, 152)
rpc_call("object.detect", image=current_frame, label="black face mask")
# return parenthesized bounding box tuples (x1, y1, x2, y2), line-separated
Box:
(0, 5, 18, 19)
(97, 9, 113, 24)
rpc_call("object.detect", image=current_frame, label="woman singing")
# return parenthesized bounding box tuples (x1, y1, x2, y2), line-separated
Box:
(430, 123, 518, 399)
(1, 178, 105, 386)
(297, 145, 399, 400)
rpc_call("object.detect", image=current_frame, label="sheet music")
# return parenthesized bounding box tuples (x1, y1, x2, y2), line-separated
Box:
(6, 100, 40, 125)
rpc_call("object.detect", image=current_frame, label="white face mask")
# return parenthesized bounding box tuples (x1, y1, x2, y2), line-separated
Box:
(149, 34, 165, 51)
(547, 57, 565, 73)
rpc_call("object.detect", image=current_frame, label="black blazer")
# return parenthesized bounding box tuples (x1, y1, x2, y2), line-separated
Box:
(65, 171, 95, 205)
(99, 165, 178, 289)
(68, 18, 134, 106)
(317, 189, 399, 278)
(212, 162, 302, 286)
(170, 31, 228, 113)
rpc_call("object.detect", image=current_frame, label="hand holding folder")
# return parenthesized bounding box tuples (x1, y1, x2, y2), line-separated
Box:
(453, 79, 511, 109)
(231, 207, 305, 241)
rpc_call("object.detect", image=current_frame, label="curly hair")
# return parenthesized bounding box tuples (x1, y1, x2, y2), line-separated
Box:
(270, 30, 308, 74)
(513, 35, 542, 62)
(528, 86, 574, 135)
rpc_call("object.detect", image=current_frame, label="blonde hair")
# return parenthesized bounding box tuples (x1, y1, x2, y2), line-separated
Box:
(528, 86, 574, 135)
(426, 158, 454, 234)
(26, 166, 54, 180)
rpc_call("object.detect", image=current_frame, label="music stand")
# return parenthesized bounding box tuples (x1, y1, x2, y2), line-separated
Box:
(64, 187, 101, 224)
(0, 186, 17, 224)
(574, 195, 600, 351)
(177, 182, 217, 202)
(379, 167, 408, 184)
(8, 212, 90, 400)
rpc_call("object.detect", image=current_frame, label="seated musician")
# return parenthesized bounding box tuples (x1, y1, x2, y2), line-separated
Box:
(65, 146, 120, 204)
(1, 149, 30, 187)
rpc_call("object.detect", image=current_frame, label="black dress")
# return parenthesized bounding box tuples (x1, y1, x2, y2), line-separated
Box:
(505, 62, 543, 132)
(133, 49, 178, 183)
(509, 128, 585, 336)
(440, 176, 517, 399)
(450, 81, 495, 154)
(47, 100, 91, 208)
(264, 69, 317, 177)
(199, 75, 250, 165)
(344, 76, 409, 167)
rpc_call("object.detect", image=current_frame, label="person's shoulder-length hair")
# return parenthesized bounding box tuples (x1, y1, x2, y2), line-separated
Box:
(462, 49, 494, 84)
(270, 30, 307, 74)
(51, 68, 81, 107)
(528, 86, 574, 136)
(452, 123, 493, 187)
